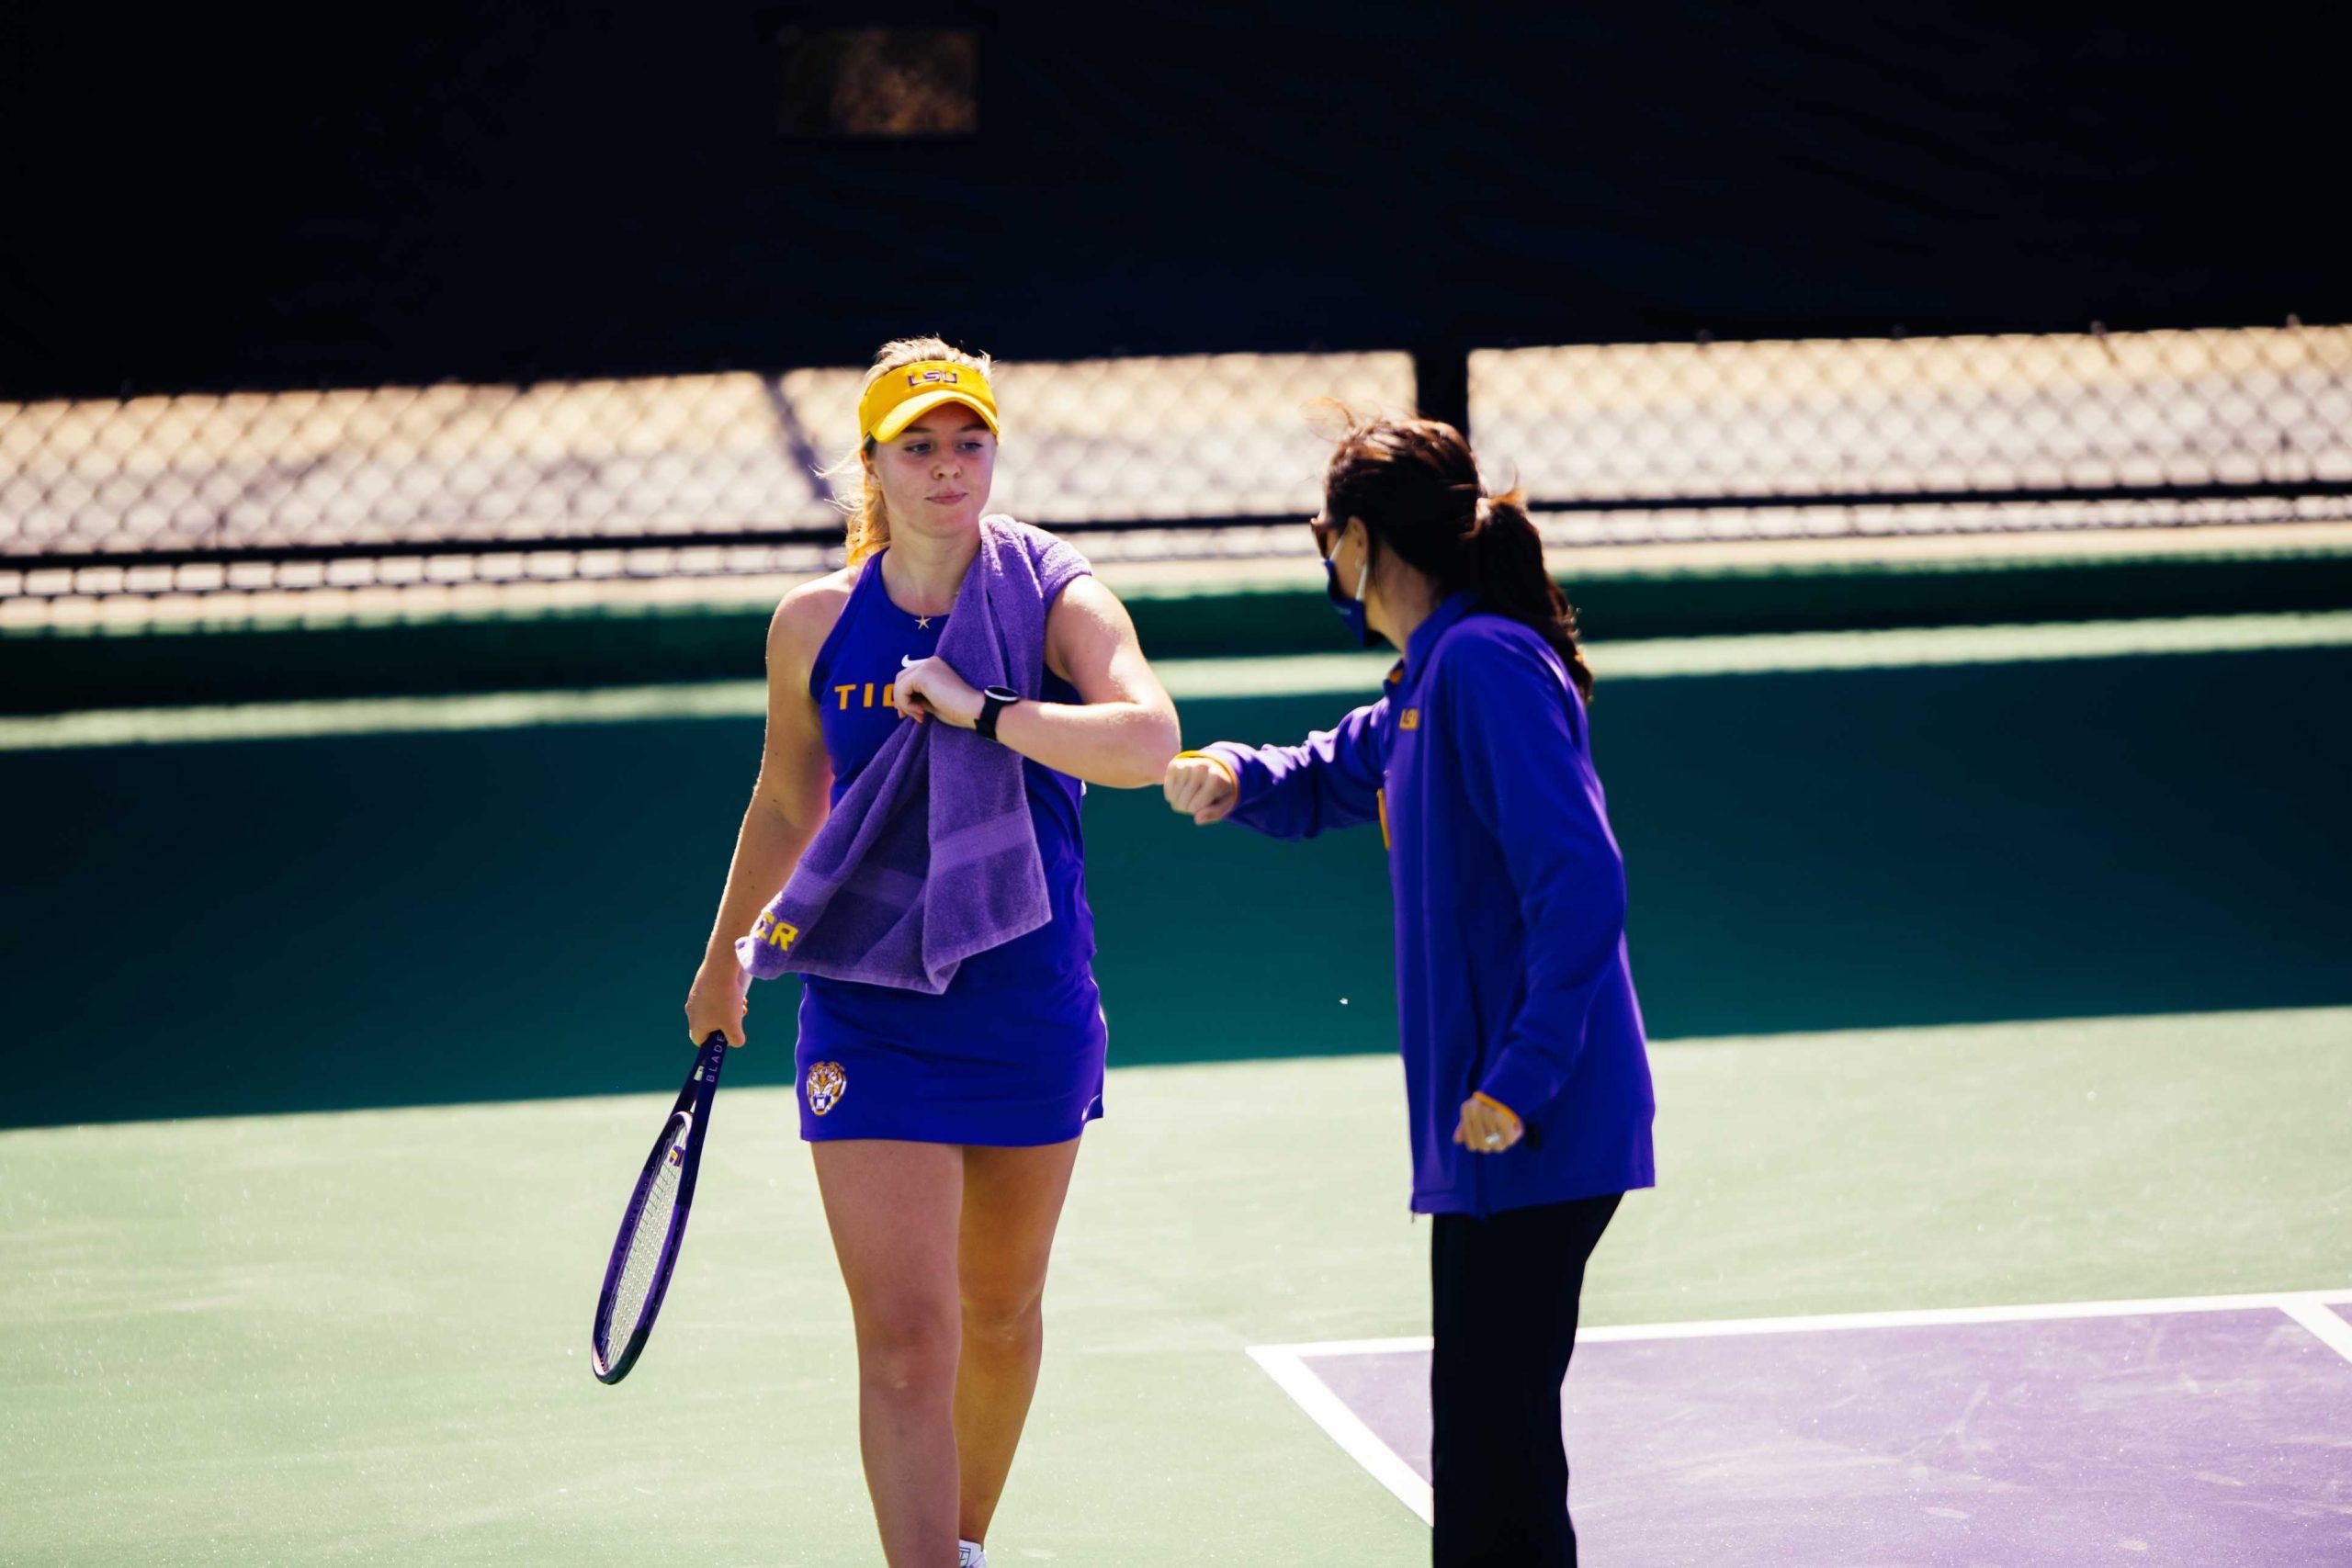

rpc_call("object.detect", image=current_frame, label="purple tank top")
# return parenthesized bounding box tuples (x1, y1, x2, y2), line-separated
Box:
(796, 550, 1105, 1055)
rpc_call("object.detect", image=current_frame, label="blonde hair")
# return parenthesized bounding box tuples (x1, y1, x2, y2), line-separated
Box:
(824, 335, 997, 566)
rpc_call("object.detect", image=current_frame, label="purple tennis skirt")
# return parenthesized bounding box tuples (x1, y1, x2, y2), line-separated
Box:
(791, 952, 1108, 1146)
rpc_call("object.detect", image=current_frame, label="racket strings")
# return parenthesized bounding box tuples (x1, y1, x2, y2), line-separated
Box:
(605, 1129, 688, 1353)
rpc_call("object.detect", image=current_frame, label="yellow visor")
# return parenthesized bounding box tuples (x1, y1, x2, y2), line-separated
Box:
(859, 360, 1001, 443)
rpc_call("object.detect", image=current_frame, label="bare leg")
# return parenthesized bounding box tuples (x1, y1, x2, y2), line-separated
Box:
(954, 1137, 1083, 1547)
(813, 1139, 965, 1568)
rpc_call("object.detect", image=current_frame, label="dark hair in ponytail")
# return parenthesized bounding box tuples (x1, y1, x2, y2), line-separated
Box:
(1323, 415, 1594, 701)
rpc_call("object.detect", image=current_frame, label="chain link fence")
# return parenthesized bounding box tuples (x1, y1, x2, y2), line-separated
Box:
(0, 354, 1414, 609)
(1477, 322, 2352, 545)
(4, 325, 2347, 614)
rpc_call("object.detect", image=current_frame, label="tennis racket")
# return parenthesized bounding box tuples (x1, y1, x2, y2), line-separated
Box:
(591, 1031, 729, 1384)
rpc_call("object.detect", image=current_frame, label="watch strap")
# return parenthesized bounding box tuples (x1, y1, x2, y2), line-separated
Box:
(977, 686, 1020, 741)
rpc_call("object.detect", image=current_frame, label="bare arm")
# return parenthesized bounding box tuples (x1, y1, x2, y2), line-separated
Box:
(894, 575, 1181, 789)
(683, 578, 839, 1045)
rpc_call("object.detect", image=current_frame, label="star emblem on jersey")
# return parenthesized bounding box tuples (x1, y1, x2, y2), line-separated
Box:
(806, 1061, 847, 1116)
(916, 615, 933, 629)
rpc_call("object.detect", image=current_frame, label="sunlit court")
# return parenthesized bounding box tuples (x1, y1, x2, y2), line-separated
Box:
(6, 11, 2350, 1567)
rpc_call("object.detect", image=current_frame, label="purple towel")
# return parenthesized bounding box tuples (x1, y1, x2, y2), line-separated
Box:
(736, 516, 1091, 994)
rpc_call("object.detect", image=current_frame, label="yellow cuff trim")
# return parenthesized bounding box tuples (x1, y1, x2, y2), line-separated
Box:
(1175, 749, 1238, 789)
(1470, 1090, 1522, 1128)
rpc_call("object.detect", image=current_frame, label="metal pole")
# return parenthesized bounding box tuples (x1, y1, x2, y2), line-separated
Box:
(1412, 342, 1471, 437)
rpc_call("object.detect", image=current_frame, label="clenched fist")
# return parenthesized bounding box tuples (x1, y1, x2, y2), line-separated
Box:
(1162, 753, 1238, 825)
(1453, 1091, 1525, 1155)
(894, 654, 983, 728)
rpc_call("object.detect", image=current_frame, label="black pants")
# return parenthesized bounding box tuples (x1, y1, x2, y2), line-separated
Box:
(1430, 1192, 1621, 1568)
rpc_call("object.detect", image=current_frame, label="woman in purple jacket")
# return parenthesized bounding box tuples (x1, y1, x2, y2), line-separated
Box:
(1163, 416, 1656, 1568)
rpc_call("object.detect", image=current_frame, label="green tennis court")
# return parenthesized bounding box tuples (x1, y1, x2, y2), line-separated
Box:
(5, 618, 2349, 1563)
(6, 1010, 2347, 1564)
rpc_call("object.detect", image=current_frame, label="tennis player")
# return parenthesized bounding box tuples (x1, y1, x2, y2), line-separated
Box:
(1163, 416, 1655, 1567)
(684, 338, 1179, 1568)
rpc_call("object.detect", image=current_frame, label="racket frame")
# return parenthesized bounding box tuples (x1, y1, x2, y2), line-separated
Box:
(591, 1031, 728, 1384)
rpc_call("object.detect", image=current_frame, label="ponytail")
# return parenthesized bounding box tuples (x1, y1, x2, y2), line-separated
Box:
(1465, 489, 1594, 702)
(838, 438, 888, 564)
(1323, 414, 1596, 703)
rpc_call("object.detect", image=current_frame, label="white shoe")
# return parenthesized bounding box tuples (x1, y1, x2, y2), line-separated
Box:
(958, 1541, 987, 1568)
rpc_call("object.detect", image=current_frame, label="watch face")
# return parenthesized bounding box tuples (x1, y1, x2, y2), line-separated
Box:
(985, 686, 1022, 702)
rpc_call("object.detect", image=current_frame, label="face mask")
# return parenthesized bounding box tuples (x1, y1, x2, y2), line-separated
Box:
(1324, 553, 1374, 649)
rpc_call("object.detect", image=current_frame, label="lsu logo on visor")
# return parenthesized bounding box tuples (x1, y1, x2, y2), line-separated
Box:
(906, 368, 960, 387)
(806, 1061, 847, 1116)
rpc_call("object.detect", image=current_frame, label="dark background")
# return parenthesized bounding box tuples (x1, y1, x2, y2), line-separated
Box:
(6, 3, 2347, 399)
(6, 8, 2349, 1127)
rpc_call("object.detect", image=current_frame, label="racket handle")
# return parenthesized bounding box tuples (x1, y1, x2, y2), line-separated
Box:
(692, 1031, 729, 1095)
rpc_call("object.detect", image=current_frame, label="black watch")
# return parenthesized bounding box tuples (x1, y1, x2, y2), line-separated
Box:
(976, 685, 1023, 741)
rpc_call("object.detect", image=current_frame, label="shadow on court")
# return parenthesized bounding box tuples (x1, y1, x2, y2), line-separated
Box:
(3, 642, 2347, 1126)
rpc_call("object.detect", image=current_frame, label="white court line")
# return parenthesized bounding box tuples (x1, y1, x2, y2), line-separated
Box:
(1590, 609, 2352, 681)
(2277, 1298, 2352, 1368)
(10, 611, 2352, 752)
(1258, 1286, 2352, 1360)
(1247, 1345, 1434, 1526)
(1248, 1287, 2352, 1527)
(0, 680, 770, 751)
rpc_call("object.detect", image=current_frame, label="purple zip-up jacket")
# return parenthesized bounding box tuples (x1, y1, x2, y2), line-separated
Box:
(1204, 592, 1656, 1217)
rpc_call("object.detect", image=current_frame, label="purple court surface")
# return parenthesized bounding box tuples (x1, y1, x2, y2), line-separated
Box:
(1252, 1292, 2352, 1567)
